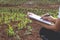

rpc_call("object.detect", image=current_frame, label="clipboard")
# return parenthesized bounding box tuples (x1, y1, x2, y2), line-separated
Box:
(27, 12, 54, 25)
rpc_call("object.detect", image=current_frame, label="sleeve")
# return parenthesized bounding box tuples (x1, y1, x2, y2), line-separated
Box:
(58, 13, 60, 18)
(58, 7, 60, 18)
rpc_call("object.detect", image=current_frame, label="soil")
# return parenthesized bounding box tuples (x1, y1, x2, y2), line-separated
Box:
(0, 20, 42, 40)
(0, 4, 60, 9)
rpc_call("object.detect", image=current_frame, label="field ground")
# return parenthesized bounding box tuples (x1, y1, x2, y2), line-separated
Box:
(0, 21, 42, 40)
(0, 4, 60, 40)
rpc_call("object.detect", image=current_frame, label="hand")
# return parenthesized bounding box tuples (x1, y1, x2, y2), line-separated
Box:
(41, 13, 54, 22)
(27, 12, 33, 18)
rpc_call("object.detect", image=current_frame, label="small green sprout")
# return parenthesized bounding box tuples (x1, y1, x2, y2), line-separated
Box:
(18, 23, 24, 30)
(7, 24, 15, 37)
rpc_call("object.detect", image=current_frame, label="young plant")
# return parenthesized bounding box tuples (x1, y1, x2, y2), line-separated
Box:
(18, 22, 24, 30)
(17, 13, 32, 30)
(0, 17, 2, 24)
(4, 15, 9, 24)
(24, 26, 32, 35)
(7, 24, 15, 37)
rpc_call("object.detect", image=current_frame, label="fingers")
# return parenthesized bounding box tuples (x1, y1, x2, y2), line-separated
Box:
(27, 12, 31, 18)
(27, 12, 32, 15)
(41, 13, 50, 18)
(27, 12, 34, 19)
(42, 17, 49, 21)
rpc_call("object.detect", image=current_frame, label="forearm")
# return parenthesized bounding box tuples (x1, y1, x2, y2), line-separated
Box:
(42, 16, 57, 23)
(35, 21, 57, 31)
(35, 18, 60, 31)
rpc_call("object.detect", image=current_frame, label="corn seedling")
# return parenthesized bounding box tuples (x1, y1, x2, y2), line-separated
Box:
(24, 26, 32, 35)
(18, 22, 24, 30)
(7, 24, 15, 37)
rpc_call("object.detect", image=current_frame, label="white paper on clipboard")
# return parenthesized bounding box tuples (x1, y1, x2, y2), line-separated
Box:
(27, 12, 54, 25)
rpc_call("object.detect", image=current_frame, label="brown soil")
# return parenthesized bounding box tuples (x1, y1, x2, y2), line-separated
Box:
(0, 20, 42, 40)
(0, 4, 60, 9)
